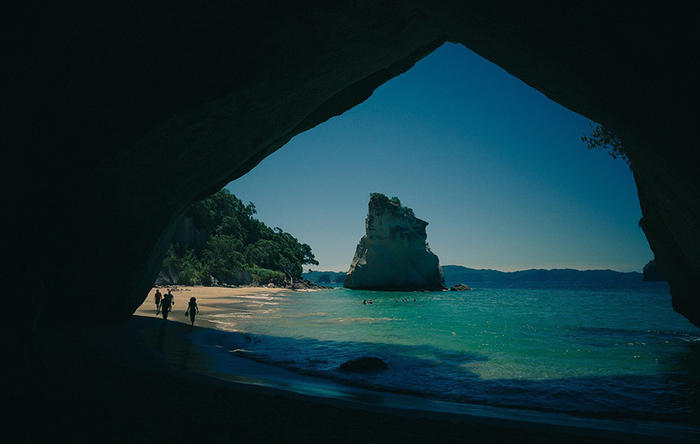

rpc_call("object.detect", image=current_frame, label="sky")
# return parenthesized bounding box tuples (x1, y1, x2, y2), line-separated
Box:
(226, 43, 651, 273)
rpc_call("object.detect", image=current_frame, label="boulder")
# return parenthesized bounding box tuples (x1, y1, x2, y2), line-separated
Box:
(339, 357, 388, 372)
(344, 194, 446, 291)
(450, 283, 472, 291)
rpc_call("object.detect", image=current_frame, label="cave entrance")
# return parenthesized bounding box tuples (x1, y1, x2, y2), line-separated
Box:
(182, 44, 700, 420)
(155, 43, 700, 421)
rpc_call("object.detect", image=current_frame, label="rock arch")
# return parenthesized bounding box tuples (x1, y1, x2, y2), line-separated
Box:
(12, 2, 700, 330)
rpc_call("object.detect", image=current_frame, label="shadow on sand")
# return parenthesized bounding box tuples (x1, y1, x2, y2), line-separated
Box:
(17, 314, 700, 443)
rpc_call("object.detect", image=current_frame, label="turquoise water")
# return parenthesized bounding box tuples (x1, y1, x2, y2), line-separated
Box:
(205, 282, 700, 422)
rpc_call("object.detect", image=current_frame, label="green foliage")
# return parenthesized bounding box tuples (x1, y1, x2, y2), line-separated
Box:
(162, 189, 317, 285)
(177, 250, 210, 286)
(250, 267, 286, 286)
(370, 192, 414, 218)
(581, 124, 629, 165)
(204, 235, 246, 284)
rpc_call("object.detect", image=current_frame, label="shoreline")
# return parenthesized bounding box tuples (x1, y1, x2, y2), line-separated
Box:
(180, 318, 700, 438)
(126, 286, 700, 441)
(15, 285, 697, 442)
(24, 313, 695, 443)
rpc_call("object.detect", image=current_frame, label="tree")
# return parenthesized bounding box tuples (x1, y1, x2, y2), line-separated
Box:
(160, 189, 318, 285)
(245, 239, 280, 270)
(204, 235, 246, 284)
(581, 124, 629, 165)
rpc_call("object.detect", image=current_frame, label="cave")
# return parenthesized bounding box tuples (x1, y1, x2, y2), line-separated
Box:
(10, 2, 700, 440)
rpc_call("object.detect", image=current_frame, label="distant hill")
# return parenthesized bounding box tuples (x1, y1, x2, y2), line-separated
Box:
(305, 266, 653, 288)
(302, 271, 347, 284)
(442, 265, 645, 287)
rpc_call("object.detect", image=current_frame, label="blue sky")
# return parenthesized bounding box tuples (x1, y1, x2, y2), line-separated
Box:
(226, 43, 651, 272)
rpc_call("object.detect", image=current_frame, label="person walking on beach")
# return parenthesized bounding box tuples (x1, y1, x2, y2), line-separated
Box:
(165, 289, 175, 308)
(160, 294, 172, 319)
(185, 297, 199, 326)
(154, 289, 162, 313)
(160, 289, 174, 320)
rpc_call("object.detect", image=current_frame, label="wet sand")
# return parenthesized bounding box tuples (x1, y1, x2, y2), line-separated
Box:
(14, 286, 699, 443)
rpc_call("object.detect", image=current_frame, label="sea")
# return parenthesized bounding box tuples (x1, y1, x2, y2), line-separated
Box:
(193, 281, 700, 430)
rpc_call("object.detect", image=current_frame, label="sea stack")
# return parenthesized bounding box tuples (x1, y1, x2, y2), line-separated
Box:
(344, 193, 445, 291)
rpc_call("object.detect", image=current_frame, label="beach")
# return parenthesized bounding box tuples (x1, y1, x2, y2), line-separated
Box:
(11, 285, 694, 442)
(136, 285, 290, 328)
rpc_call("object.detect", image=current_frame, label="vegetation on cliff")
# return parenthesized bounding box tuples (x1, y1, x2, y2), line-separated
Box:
(369, 192, 415, 218)
(581, 124, 628, 165)
(161, 190, 318, 285)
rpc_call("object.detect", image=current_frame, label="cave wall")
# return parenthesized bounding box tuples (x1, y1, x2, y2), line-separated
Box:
(11, 2, 700, 332)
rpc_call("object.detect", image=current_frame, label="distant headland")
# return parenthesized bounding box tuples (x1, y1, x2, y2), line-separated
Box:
(305, 265, 654, 287)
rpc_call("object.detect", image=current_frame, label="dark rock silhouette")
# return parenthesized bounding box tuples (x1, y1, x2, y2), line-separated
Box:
(339, 357, 388, 372)
(9, 4, 700, 342)
(450, 283, 472, 291)
(643, 260, 666, 282)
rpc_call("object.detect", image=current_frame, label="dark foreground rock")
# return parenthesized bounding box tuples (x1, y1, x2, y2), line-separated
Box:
(339, 356, 388, 372)
(643, 260, 666, 282)
(450, 283, 472, 291)
(10, 3, 700, 346)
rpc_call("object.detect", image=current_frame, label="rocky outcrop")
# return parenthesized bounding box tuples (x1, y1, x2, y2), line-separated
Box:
(344, 195, 445, 291)
(450, 284, 472, 291)
(339, 357, 388, 372)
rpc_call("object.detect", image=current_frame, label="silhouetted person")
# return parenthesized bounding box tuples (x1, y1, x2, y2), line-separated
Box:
(186, 297, 199, 325)
(154, 289, 162, 312)
(165, 289, 175, 309)
(160, 295, 172, 320)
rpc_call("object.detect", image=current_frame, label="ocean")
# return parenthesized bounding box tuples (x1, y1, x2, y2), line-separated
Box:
(196, 281, 700, 424)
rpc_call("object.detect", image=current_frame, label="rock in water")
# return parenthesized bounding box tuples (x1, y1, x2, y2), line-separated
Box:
(450, 283, 472, 291)
(339, 357, 388, 372)
(344, 194, 446, 291)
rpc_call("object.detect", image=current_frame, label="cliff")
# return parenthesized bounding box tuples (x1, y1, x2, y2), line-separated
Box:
(344, 194, 445, 291)
(643, 259, 666, 282)
(9, 2, 700, 354)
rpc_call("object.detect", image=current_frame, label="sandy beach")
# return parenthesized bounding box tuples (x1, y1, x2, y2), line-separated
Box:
(135, 285, 290, 327)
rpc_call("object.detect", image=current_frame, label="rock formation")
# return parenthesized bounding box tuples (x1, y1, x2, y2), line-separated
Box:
(8, 3, 700, 339)
(643, 259, 666, 282)
(450, 284, 472, 291)
(344, 194, 445, 291)
(339, 356, 388, 372)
